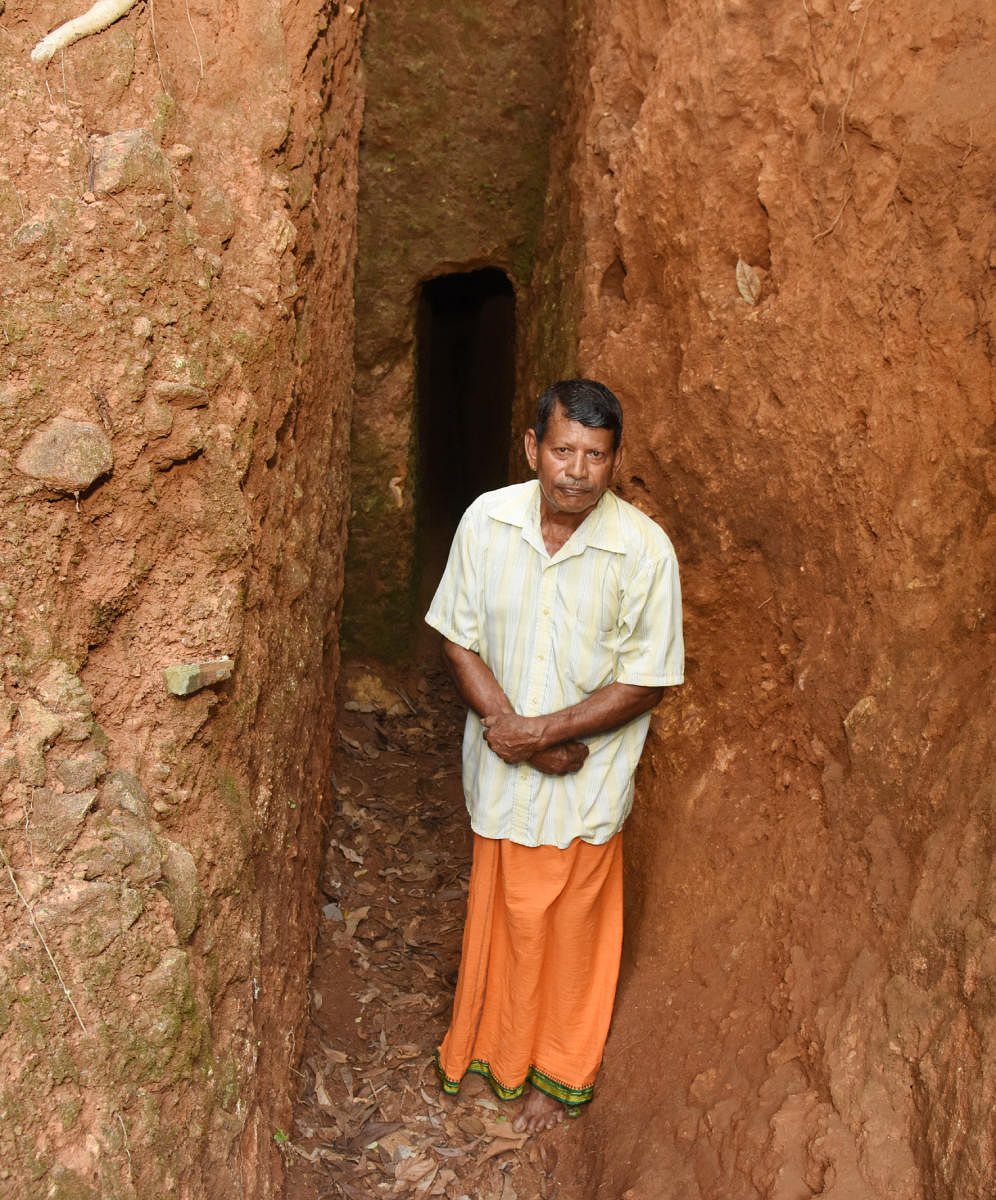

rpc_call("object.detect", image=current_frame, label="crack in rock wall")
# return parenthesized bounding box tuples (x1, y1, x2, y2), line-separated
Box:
(0, 2, 363, 1196)
(528, 2, 993, 1197)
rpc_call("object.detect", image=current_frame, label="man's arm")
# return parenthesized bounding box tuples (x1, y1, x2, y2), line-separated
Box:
(440, 638, 514, 720)
(480, 682, 666, 765)
(440, 640, 589, 776)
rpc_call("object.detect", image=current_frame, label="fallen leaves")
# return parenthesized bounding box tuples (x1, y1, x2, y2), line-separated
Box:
(282, 664, 565, 1200)
(735, 257, 763, 306)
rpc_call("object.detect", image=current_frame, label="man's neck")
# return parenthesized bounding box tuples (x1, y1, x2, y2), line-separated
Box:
(538, 498, 597, 556)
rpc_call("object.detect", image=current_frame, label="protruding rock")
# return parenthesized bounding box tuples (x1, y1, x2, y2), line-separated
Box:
(11, 218, 54, 261)
(32, 788, 98, 855)
(84, 809, 163, 885)
(90, 128, 169, 195)
(56, 753, 106, 792)
(15, 417, 113, 493)
(35, 879, 143, 959)
(149, 380, 208, 409)
(163, 657, 234, 697)
(195, 185, 236, 246)
(36, 661, 95, 725)
(15, 698, 63, 785)
(160, 838, 202, 942)
(102, 768, 151, 818)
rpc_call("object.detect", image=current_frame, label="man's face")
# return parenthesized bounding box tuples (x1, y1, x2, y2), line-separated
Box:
(524, 402, 621, 521)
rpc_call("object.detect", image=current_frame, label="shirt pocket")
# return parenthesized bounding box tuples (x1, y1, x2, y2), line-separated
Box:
(554, 570, 620, 697)
(559, 562, 621, 634)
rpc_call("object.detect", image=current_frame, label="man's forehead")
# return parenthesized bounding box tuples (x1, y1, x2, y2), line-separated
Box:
(543, 408, 617, 447)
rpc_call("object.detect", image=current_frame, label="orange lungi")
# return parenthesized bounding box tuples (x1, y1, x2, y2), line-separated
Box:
(435, 832, 623, 1107)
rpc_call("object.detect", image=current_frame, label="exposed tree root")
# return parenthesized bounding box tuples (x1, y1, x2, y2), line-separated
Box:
(31, 0, 140, 65)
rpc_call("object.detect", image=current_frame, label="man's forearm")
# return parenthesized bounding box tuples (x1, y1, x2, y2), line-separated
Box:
(440, 639, 514, 718)
(440, 640, 590, 775)
(481, 682, 665, 764)
(539, 682, 665, 744)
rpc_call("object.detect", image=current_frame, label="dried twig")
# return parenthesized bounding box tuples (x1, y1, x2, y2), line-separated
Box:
(185, 0, 203, 80)
(0, 839, 88, 1034)
(116, 1112, 133, 1182)
(148, 0, 164, 86)
(813, 191, 851, 241)
(835, 0, 875, 153)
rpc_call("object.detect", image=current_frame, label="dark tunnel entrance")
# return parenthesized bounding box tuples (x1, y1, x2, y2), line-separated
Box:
(415, 267, 516, 598)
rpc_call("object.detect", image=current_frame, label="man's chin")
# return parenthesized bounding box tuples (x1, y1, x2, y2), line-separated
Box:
(556, 494, 598, 515)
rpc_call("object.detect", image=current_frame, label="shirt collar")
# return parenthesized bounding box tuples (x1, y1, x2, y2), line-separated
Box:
(488, 481, 627, 558)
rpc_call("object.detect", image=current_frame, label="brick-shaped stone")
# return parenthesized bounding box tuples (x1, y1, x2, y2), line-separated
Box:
(163, 657, 234, 697)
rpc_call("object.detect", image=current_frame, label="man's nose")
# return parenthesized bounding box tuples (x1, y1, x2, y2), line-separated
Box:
(565, 451, 587, 480)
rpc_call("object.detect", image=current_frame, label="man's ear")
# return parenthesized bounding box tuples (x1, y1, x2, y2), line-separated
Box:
(524, 427, 538, 471)
(611, 441, 624, 480)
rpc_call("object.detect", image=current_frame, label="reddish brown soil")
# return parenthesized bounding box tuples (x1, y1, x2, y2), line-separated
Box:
(1, 3, 362, 1196)
(521, 3, 996, 1197)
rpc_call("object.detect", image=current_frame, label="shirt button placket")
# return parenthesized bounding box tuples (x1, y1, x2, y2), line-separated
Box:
(514, 565, 556, 839)
(530, 567, 556, 708)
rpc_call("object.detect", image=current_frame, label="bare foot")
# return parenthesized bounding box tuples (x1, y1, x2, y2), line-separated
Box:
(512, 1086, 565, 1134)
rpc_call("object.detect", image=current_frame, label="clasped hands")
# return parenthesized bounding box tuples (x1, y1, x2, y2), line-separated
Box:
(481, 712, 588, 776)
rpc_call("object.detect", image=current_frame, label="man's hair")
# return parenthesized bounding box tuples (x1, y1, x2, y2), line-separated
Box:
(534, 379, 623, 450)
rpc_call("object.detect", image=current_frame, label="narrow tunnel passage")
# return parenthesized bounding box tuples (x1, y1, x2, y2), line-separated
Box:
(284, 265, 576, 1196)
(415, 267, 516, 597)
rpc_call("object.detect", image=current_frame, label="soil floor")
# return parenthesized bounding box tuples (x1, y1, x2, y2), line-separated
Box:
(282, 658, 585, 1200)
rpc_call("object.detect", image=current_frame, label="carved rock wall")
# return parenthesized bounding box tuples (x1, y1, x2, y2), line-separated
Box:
(0, 3, 362, 1196)
(534, 1, 994, 1196)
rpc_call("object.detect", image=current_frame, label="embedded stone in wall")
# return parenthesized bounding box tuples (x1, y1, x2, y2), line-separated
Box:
(89, 128, 170, 195)
(150, 410, 205, 470)
(11, 217, 55, 260)
(194, 184, 237, 247)
(14, 697, 63, 785)
(15, 417, 113, 493)
(56, 754, 106, 792)
(160, 838, 202, 943)
(102, 768, 150, 818)
(163, 657, 234, 696)
(32, 788, 98, 856)
(34, 878, 144, 959)
(149, 379, 209, 409)
(83, 808, 163, 885)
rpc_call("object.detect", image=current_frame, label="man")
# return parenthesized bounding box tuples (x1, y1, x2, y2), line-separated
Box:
(425, 378, 684, 1132)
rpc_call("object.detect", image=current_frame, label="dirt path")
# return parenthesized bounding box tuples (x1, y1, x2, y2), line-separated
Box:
(281, 660, 577, 1200)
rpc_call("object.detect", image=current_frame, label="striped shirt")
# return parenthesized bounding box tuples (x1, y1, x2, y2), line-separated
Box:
(425, 481, 683, 847)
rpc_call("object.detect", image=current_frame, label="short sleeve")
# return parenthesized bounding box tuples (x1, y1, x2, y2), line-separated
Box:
(424, 504, 481, 652)
(614, 550, 684, 687)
